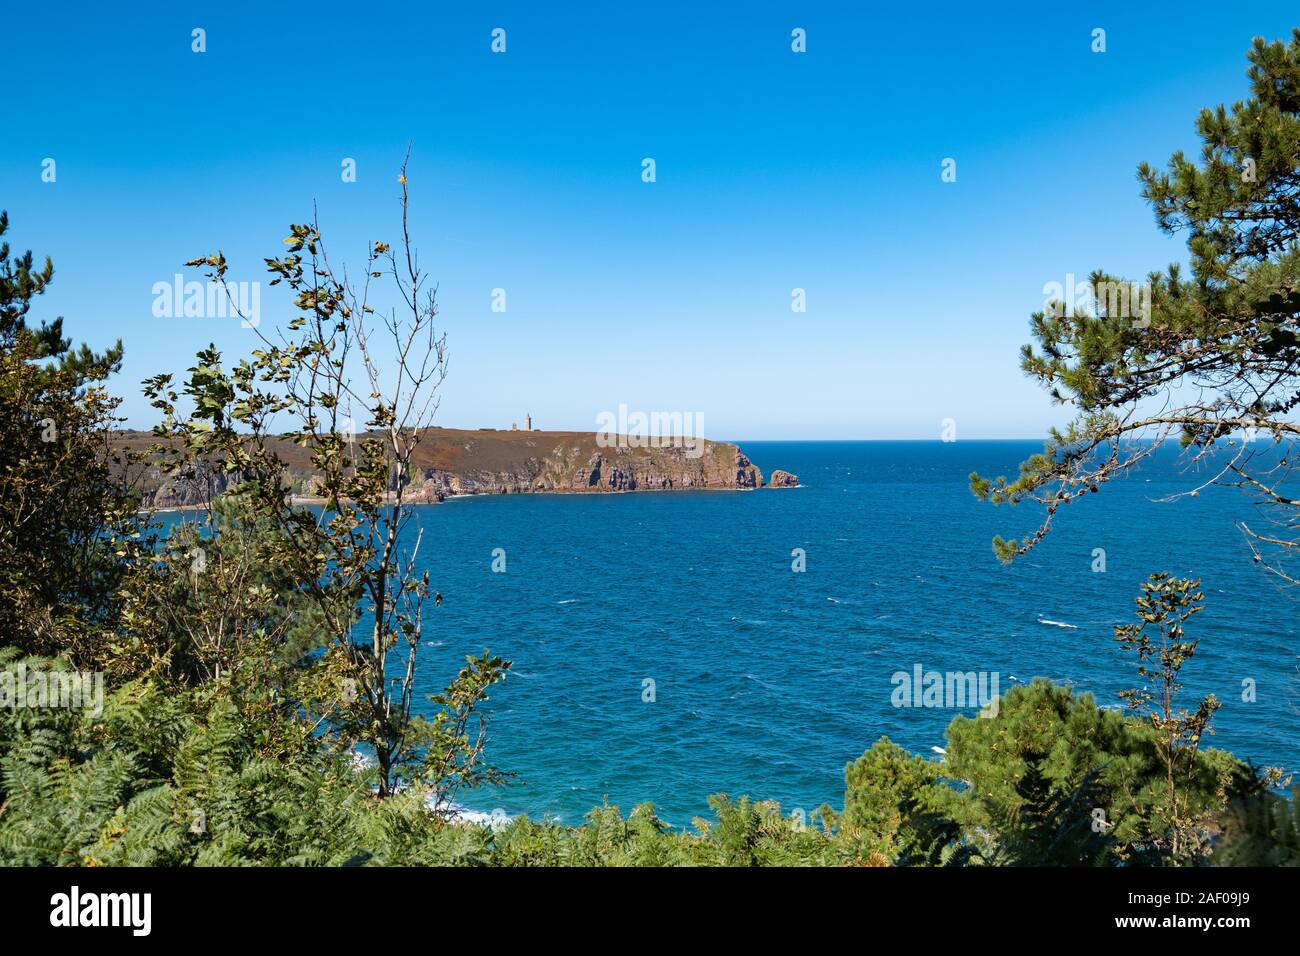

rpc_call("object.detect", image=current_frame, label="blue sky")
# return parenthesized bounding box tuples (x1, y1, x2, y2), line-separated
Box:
(3, 2, 1297, 438)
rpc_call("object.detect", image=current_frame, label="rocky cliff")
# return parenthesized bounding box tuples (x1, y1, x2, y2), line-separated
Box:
(119, 429, 796, 510)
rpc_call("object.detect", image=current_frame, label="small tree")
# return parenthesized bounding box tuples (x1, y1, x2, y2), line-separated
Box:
(145, 155, 509, 803)
(1113, 573, 1220, 861)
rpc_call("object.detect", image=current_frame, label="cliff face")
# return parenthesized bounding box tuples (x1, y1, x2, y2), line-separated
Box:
(122, 429, 784, 510)
(135, 464, 236, 510)
(410, 431, 762, 502)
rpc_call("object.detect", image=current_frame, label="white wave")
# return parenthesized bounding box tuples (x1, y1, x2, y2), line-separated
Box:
(1037, 618, 1079, 629)
(349, 750, 373, 771)
(427, 796, 512, 829)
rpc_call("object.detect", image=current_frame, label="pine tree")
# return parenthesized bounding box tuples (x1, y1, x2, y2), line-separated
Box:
(0, 212, 134, 660)
(971, 31, 1300, 583)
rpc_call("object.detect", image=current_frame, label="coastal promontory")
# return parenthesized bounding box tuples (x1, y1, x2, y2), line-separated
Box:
(118, 428, 798, 510)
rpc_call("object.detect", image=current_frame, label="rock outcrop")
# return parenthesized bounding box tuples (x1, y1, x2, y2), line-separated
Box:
(767, 469, 799, 487)
(135, 464, 237, 510)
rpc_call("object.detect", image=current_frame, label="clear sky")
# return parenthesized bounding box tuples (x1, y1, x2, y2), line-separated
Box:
(3, 2, 1297, 438)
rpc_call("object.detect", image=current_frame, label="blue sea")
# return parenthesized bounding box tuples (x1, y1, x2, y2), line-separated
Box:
(402, 440, 1297, 826)
(163, 440, 1299, 826)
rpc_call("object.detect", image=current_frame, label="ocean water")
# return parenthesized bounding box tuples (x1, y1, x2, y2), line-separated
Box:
(161, 440, 1299, 826)
(402, 440, 1297, 826)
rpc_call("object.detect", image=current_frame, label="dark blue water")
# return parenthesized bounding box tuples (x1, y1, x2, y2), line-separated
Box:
(402, 440, 1297, 825)
(160, 440, 1299, 825)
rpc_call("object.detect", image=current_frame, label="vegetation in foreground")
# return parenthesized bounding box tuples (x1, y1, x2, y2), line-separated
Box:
(2, 34, 1300, 866)
(0, 648, 1291, 866)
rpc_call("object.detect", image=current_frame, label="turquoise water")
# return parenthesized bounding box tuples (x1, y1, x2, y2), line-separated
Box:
(159, 440, 1298, 825)
(402, 440, 1296, 825)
